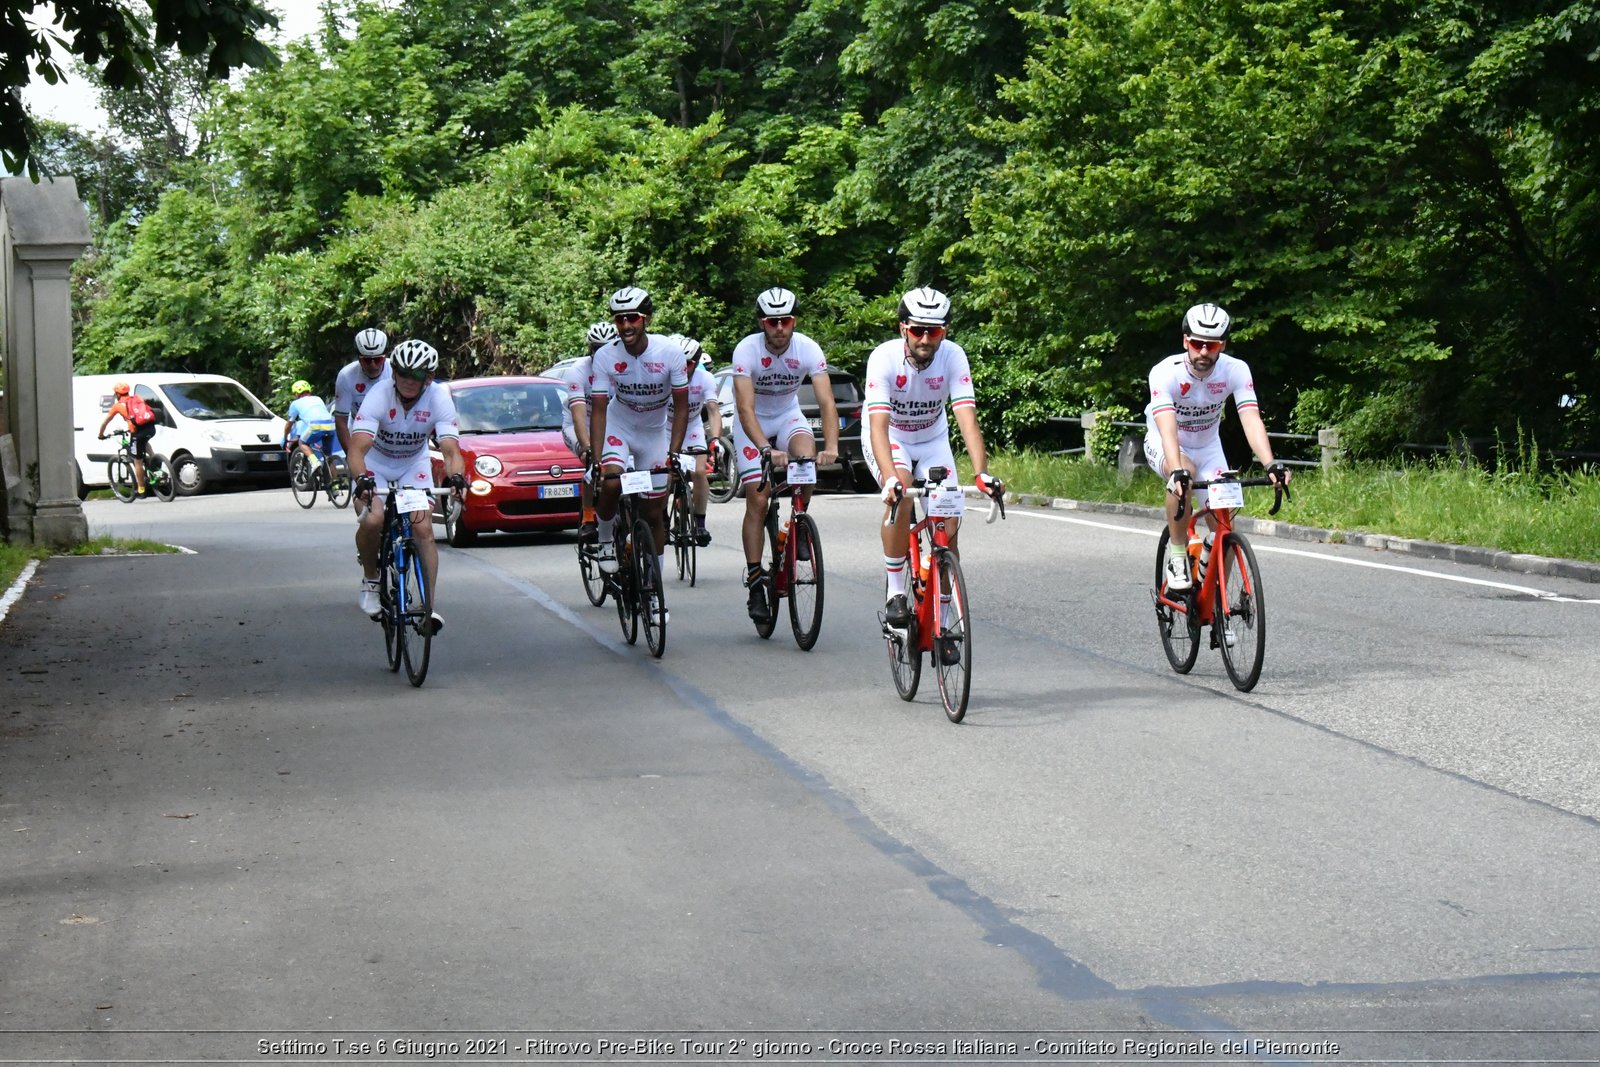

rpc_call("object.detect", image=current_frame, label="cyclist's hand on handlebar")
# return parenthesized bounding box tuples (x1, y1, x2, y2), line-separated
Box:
(445, 472, 467, 493)
(353, 473, 376, 501)
(975, 471, 1004, 499)
(1266, 461, 1291, 488)
(817, 448, 838, 466)
(879, 479, 904, 506)
(1165, 469, 1192, 496)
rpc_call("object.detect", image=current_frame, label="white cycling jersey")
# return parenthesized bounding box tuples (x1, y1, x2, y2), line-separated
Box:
(862, 338, 977, 445)
(1143, 353, 1259, 447)
(683, 364, 716, 451)
(333, 359, 392, 419)
(590, 335, 689, 418)
(558, 355, 594, 446)
(729, 331, 829, 419)
(350, 379, 460, 462)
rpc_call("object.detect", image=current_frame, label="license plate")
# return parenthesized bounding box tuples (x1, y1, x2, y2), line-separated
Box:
(807, 417, 823, 430)
(262, 452, 281, 461)
(539, 483, 577, 499)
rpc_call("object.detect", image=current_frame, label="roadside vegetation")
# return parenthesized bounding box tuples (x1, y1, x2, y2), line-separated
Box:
(0, 537, 179, 596)
(971, 452, 1600, 565)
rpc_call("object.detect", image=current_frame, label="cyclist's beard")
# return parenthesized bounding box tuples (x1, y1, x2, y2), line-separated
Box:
(1185, 354, 1218, 379)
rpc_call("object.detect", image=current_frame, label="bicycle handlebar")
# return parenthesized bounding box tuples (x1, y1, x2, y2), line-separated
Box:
(884, 483, 1006, 528)
(1175, 474, 1292, 519)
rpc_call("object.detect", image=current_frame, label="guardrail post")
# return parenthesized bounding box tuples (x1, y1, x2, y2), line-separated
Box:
(1318, 428, 1342, 471)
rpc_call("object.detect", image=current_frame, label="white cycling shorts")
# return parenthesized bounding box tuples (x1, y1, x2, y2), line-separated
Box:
(733, 405, 812, 485)
(864, 434, 958, 487)
(598, 410, 670, 498)
(1143, 434, 1230, 482)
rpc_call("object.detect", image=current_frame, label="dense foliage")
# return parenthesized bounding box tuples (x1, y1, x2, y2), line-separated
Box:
(57, 0, 1600, 455)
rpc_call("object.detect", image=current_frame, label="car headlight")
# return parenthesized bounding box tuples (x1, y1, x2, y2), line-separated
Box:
(207, 429, 230, 444)
(474, 455, 503, 477)
(469, 479, 493, 496)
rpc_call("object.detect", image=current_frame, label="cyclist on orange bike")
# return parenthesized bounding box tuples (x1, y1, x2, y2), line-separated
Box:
(96, 381, 158, 497)
(1144, 303, 1290, 591)
(864, 287, 1003, 627)
(729, 287, 839, 623)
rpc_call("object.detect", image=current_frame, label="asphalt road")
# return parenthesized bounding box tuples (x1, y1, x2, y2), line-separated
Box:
(1, 488, 1596, 1064)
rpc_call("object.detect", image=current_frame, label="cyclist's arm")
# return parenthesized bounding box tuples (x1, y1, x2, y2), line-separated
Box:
(97, 411, 115, 437)
(951, 405, 988, 480)
(347, 431, 374, 480)
(568, 393, 591, 451)
(702, 394, 723, 442)
(1236, 405, 1283, 477)
(810, 370, 840, 462)
(587, 393, 610, 464)
(868, 410, 902, 488)
(669, 387, 689, 455)
(335, 413, 353, 457)
(437, 436, 466, 482)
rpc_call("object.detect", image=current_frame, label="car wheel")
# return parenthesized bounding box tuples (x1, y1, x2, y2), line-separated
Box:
(172, 453, 207, 496)
(445, 496, 477, 547)
(74, 463, 89, 501)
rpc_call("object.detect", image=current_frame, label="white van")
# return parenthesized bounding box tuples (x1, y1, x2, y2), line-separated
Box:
(73, 373, 288, 497)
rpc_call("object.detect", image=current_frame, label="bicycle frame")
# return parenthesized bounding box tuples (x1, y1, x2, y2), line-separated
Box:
(760, 456, 815, 605)
(888, 471, 1005, 652)
(1154, 473, 1285, 619)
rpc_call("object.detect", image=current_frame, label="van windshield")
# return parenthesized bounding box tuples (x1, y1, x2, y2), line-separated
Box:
(159, 381, 274, 420)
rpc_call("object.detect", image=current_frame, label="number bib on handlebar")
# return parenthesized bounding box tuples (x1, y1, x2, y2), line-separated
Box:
(1206, 482, 1245, 511)
(393, 488, 432, 513)
(927, 481, 965, 517)
(786, 461, 816, 486)
(620, 470, 653, 495)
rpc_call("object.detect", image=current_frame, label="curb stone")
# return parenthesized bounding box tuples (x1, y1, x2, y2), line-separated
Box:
(971, 490, 1600, 585)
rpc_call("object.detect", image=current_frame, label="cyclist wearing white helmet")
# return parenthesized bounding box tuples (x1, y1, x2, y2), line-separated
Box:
(588, 287, 690, 588)
(865, 286, 1003, 628)
(561, 322, 620, 539)
(348, 338, 467, 632)
(728, 286, 839, 623)
(1145, 302, 1288, 591)
(334, 327, 393, 459)
(668, 334, 723, 546)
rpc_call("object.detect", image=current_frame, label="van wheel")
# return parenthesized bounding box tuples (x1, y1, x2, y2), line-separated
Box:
(74, 464, 89, 501)
(172, 454, 207, 496)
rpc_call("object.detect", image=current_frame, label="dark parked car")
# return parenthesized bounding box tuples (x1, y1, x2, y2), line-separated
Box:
(711, 367, 870, 498)
(429, 376, 584, 545)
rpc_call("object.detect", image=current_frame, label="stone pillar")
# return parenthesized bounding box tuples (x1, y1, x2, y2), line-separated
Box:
(2, 177, 91, 546)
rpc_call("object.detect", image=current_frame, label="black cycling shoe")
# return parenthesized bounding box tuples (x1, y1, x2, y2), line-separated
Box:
(746, 577, 772, 622)
(937, 635, 963, 666)
(884, 594, 911, 628)
(693, 527, 712, 547)
(578, 521, 598, 543)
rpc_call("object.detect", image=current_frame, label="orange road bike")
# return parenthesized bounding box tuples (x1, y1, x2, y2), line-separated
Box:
(1152, 471, 1289, 692)
(882, 466, 1005, 723)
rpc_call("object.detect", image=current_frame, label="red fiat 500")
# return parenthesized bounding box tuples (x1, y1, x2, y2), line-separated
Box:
(431, 376, 583, 546)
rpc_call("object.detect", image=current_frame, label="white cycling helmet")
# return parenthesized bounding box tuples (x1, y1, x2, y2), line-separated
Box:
(898, 286, 951, 327)
(755, 287, 797, 318)
(389, 338, 439, 375)
(674, 334, 705, 364)
(1183, 303, 1231, 341)
(609, 286, 653, 315)
(355, 327, 388, 357)
(586, 321, 619, 347)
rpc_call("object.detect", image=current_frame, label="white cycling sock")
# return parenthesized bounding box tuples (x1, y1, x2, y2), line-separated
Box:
(597, 516, 615, 543)
(884, 555, 908, 599)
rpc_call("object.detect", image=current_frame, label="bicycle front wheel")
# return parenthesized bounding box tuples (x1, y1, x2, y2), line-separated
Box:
(887, 609, 921, 701)
(1154, 528, 1201, 674)
(326, 456, 352, 508)
(669, 486, 693, 584)
(290, 452, 317, 508)
(615, 527, 639, 645)
(382, 555, 402, 673)
(402, 544, 433, 687)
(787, 512, 824, 651)
(932, 549, 972, 723)
(635, 520, 667, 658)
(147, 454, 177, 502)
(753, 510, 780, 640)
(579, 538, 607, 606)
(1215, 531, 1267, 692)
(108, 456, 137, 502)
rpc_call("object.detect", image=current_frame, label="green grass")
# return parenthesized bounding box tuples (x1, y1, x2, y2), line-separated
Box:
(965, 450, 1600, 564)
(1, 536, 179, 594)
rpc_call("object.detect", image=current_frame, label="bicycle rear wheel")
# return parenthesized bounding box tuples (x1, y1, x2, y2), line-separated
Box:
(887, 610, 921, 701)
(326, 456, 352, 508)
(753, 510, 780, 640)
(290, 452, 317, 508)
(147, 454, 177, 501)
(932, 549, 972, 723)
(669, 485, 692, 583)
(579, 538, 607, 606)
(108, 456, 137, 502)
(787, 512, 824, 651)
(1215, 531, 1267, 691)
(615, 527, 638, 645)
(1154, 528, 1201, 674)
(708, 443, 738, 503)
(635, 520, 667, 658)
(402, 544, 433, 686)
(382, 553, 402, 673)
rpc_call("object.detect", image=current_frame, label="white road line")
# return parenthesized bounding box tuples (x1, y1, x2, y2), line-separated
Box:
(1008, 508, 1600, 604)
(0, 560, 40, 625)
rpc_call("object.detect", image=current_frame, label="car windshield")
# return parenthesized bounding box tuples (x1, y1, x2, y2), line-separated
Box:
(159, 381, 275, 420)
(452, 382, 567, 433)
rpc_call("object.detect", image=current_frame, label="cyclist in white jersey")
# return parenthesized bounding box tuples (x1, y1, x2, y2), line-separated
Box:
(588, 287, 690, 584)
(562, 321, 617, 540)
(334, 327, 393, 460)
(348, 339, 467, 632)
(864, 287, 1003, 627)
(1144, 303, 1289, 591)
(667, 335, 723, 547)
(728, 287, 839, 622)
